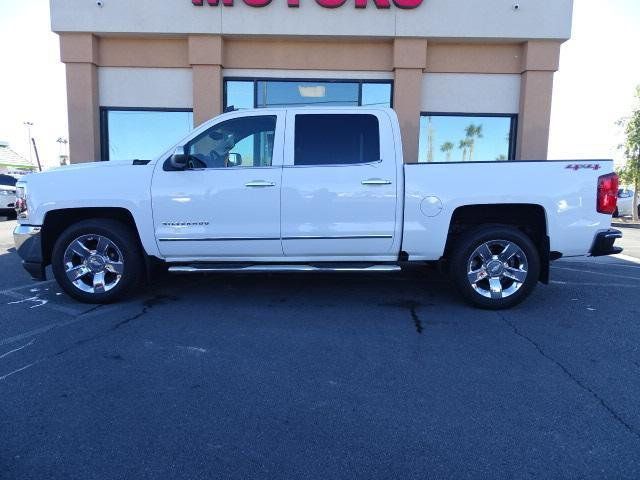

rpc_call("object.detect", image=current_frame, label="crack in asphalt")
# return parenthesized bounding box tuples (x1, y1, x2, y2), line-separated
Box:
(499, 313, 640, 442)
(379, 300, 423, 334)
(53, 294, 177, 357)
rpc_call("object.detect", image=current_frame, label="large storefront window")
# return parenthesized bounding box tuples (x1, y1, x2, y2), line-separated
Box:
(100, 108, 193, 161)
(418, 113, 517, 163)
(224, 79, 392, 110)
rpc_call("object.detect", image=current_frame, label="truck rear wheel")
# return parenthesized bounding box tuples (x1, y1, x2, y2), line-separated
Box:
(450, 226, 540, 310)
(51, 219, 143, 304)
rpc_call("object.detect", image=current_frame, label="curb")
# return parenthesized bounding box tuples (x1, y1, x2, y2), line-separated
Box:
(613, 222, 640, 230)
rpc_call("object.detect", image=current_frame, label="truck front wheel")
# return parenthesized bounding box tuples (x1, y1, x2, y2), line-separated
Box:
(450, 226, 540, 310)
(51, 219, 144, 304)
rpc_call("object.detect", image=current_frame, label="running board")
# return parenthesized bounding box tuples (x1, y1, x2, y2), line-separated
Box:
(168, 264, 401, 273)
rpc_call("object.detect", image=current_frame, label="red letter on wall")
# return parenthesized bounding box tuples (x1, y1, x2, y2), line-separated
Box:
(192, 0, 234, 6)
(315, 0, 347, 8)
(391, 0, 422, 9)
(287, 0, 300, 6)
(355, 0, 391, 8)
(243, 0, 271, 5)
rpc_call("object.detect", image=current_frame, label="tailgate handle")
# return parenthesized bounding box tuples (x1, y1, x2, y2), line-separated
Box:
(245, 180, 276, 187)
(362, 178, 392, 186)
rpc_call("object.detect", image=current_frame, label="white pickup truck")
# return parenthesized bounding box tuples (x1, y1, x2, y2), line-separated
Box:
(13, 108, 622, 309)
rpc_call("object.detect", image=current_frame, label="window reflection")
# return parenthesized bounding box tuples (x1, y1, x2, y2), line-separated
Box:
(103, 109, 193, 161)
(225, 79, 392, 110)
(257, 81, 359, 107)
(361, 83, 392, 108)
(418, 114, 515, 163)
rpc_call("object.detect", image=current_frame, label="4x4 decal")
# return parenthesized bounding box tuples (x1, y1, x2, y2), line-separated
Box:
(566, 164, 601, 171)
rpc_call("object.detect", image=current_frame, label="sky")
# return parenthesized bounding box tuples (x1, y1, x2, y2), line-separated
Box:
(0, 0, 639, 169)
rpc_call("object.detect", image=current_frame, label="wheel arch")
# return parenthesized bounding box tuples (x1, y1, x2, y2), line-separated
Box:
(41, 207, 142, 266)
(443, 203, 553, 283)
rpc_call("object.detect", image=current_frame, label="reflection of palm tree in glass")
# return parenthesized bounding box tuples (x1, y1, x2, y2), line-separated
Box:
(427, 117, 435, 163)
(496, 154, 507, 161)
(458, 139, 471, 162)
(440, 142, 454, 162)
(465, 124, 483, 161)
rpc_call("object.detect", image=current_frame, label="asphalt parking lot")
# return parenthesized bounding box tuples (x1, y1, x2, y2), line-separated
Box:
(1, 218, 640, 479)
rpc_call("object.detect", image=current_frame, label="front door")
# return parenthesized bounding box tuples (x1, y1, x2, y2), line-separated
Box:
(151, 110, 285, 260)
(281, 110, 399, 258)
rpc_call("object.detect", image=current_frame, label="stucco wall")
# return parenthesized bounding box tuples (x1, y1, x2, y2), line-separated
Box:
(51, 0, 573, 40)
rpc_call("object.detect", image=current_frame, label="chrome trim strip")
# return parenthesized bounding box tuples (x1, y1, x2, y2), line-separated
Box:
(283, 235, 393, 240)
(158, 235, 392, 242)
(169, 264, 401, 273)
(158, 237, 280, 242)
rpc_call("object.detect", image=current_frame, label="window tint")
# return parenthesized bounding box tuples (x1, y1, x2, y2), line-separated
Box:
(185, 115, 276, 168)
(0, 174, 17, 187)
(102, 109, 193, 161)
(294, 114, 380, 166)
(418, 114, 516, 163)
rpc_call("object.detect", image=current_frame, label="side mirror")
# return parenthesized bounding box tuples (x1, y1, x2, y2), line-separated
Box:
(227, 153, 242, 167)
(169, 146, 188, 170)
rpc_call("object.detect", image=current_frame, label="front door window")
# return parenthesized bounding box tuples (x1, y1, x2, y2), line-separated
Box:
(185, 115, 277, 168)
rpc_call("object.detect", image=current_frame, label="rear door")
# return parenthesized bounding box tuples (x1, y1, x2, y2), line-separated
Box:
(281, 110, 398, 258)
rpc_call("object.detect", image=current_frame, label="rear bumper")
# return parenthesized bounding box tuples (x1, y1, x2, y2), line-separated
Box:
(13, 225, 46, 281)
(590, 228, 623, 257)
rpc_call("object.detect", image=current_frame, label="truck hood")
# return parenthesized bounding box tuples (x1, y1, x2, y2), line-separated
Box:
(19, 159, 154, 183)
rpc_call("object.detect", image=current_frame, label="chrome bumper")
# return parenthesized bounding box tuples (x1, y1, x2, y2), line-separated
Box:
(13, 225, 46, 281)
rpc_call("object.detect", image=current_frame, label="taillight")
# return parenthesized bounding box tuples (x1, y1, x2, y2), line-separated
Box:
(14, 184, 28, 219)
(597, 173, 619, 214)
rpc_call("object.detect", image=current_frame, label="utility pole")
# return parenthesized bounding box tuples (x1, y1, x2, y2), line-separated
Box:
(23, 121, 34, 165)
(31, 138, 43, 172)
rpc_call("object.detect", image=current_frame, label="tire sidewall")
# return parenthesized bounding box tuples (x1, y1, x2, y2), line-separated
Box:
(52, 220, 142, 304)
(451, 226, 541, 310)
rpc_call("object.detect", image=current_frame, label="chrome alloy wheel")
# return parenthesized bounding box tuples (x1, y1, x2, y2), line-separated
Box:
(63, 234, 124, 294)
(466, 240, 529, 299)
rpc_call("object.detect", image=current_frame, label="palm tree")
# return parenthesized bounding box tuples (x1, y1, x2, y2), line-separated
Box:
(440, 142, 454, 162)
(458, 139, 471, 162)
(464, 124, 484, 161)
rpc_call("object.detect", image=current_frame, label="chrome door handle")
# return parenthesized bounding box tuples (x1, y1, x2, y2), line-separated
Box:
(362, 178, 392, 186)
(245, 180, 276, 187)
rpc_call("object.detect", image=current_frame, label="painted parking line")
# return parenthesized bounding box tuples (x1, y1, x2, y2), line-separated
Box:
(0, 361, 40, 382)
(550, 280, 639, 288)
(0, 289, 83, 316)
(0, 300, 129, 347)
(0, 338, 35, 359)
(551, 266, 640, 281)
(0, 280, 56, 296)
(613, 253, 640, 265)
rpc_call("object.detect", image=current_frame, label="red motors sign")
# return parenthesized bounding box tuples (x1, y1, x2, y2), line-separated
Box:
(192, 0, 422, 9)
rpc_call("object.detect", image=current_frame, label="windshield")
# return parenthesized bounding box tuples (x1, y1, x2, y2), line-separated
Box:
(0, 174, 17, 187)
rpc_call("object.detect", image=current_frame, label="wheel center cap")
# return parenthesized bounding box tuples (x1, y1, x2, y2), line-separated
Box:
(86, 255, 106, 272)
(486, 260, 504, 277)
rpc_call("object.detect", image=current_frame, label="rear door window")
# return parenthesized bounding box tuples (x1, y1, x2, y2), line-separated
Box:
(294, 114, 380, 166)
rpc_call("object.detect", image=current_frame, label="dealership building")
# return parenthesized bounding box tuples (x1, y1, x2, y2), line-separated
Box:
(51, 0, 573, 165)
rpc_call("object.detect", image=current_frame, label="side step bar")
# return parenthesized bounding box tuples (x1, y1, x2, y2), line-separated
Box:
(168, 264, 401, 273)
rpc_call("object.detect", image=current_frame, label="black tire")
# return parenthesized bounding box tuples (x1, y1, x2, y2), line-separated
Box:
(51, 219, 144, 304)
(450, 225, 541, 310)
(613, 208, 619, 218)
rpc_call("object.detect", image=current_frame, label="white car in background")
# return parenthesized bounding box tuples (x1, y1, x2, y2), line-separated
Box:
(0, 174, 18, 218)
(616, 188, 637, 218)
